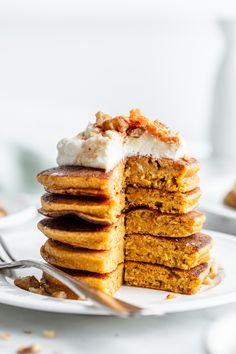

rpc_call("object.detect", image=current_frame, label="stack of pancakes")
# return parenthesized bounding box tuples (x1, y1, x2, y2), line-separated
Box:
(38, 155, 213, 297)
(124, 156, 213, 295)
(37, 164, 126, 297)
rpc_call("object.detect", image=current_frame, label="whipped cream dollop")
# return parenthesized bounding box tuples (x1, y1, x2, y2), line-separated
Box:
(57, 110, 188, 171)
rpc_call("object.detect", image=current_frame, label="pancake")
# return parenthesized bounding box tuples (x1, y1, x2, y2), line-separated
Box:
(38, 215, 125, 250)
(41, 239, 124, 273)
(37, 162, 125, 198)
(126, 187, 201, 214)
(125, 233, 213, 270)
(126, 209, 205, 237)
(224, 190, 236, 209)
(125, 156, 200, 192)
(124, 261, 211, 295)
(39, 193, 124, 225)
(0, 207, 6, 217)
(42, 263, 124, 298)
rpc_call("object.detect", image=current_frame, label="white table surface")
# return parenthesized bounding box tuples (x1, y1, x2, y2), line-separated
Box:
(1, 302, 236, 354)
(1, 157, 236, 354)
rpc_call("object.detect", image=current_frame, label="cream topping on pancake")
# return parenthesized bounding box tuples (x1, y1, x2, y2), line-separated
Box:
(57, 109, 188, 171)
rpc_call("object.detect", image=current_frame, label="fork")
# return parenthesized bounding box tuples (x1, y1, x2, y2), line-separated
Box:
(0, 235, 143, 317)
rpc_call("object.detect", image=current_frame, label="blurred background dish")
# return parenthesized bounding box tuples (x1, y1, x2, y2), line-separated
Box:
(0, 193, 36, 230)
(205, 312, 236, 354)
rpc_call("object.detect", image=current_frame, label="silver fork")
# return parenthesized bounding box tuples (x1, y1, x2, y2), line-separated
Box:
(0, 235, 143, 317)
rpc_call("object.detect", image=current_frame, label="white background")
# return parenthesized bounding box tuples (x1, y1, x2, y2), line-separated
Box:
(0, 1, 227, 173)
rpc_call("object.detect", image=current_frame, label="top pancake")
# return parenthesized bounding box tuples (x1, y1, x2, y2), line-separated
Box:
(37, 163, 125, 198)
(37, 156, 200, 199)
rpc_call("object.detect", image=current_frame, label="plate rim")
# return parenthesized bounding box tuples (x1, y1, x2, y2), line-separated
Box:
(0, 193, 36, 229)
(200, 175, 236, 221)
(0, 229, 236, 316)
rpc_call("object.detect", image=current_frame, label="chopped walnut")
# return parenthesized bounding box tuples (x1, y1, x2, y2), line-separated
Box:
(42, 330, 56, 339)
(17, 344, 41, 354)
(209, 259, 219, 279)
(101, 116, 129, 133)
(52, 291, 67, 299)
(28, 287, 46, 295)
(95, 111, 112, 125)
(0, 332, 11, 340)
(166, 294, 176, 300)
(14, 276, 40, 291)
(203, 276, 212, 285)
(183, 154, 190, 162)
(127, 127, 145, 138)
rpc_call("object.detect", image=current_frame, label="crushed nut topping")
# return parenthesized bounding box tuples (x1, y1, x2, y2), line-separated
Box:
(17, 344, 41, 354)
(127, 127, 145, 138)
(166, 294, 176, 300)
(0, 332, 11, 340)
(203, 276, 212, 285)
(52, 291, 67, 299)
(209, 259, 219, 279)
(14, 276, 40, 291)
(183, 154, 190, 162)
(15, 275, 70, 300)
(98, 116, 129, 133)
(28, 287, 46, 296)
(42, 330, 56, 339)
(95, 111, 112, 125)
(94, 109, 181, 145)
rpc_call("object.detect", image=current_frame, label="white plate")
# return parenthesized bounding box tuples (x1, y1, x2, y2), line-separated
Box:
(205, 313, 236, 354)
(0, 228, 235, 316)
(201, 175, 236, 221)
(0, 193, 36, 229)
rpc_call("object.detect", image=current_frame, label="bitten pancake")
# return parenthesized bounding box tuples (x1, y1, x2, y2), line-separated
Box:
(41, 239, 124, 273)
(125, 233, 213, 270)
(126, 187, 201, 214)
(37, 162, 125, 198)
(126, 209, 205, 237)
(42, 263, 124, 298)
(39, 193, 124, 225)
(38, 215, 125, 250)
(124, 261, 211, 295)
(125, 156, 200, 192)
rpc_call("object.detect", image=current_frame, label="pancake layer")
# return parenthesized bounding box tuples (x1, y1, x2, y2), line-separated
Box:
(37, 163, 125, 198)
(126, 187, 201, 214)
(124, 261, 211, 294)
(125, 233, 213, 270)
(126, 209, 205, 237)
(38, 215, 125, 250)
(41, 239, 124, 273)
(39, 193, 124, 225)
(125, 156, 200, 192)
(42, 263, 124, 298)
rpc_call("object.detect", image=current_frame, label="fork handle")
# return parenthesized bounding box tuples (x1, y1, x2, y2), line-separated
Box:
(0, 259, 142, 317)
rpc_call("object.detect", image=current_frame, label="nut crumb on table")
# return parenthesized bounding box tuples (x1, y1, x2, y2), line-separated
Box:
(17, 344, 41, 354)
(0, 332, 11, 340)
(42, 329, 56, 339)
